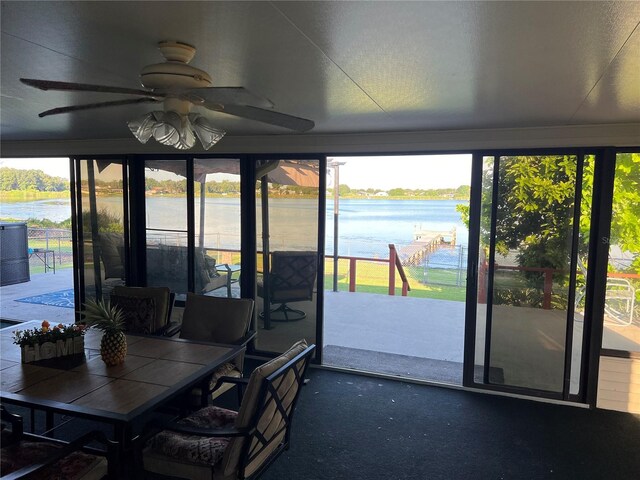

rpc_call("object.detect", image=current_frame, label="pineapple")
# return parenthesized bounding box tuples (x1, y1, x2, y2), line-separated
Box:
(82, 299, 127, 366)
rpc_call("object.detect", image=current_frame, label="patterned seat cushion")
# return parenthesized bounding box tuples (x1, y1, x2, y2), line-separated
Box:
(109, 294, 156, 334)
(188, 362, 241, 407)
(0, 440, 101, 480)
(149, 406, 238, 467)
(211, 362, 241, 387)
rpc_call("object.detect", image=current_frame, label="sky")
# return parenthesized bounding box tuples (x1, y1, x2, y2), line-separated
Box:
(1, 154, 472, 190)
(1, 158, 71, 179)
(328, 154, 471, 190)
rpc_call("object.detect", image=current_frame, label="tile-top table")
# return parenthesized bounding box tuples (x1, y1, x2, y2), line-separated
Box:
(0, 320, 243, 477)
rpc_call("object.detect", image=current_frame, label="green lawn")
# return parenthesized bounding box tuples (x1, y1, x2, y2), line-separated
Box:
(27, 238, 74, 273)
(324, 258, 466, 302)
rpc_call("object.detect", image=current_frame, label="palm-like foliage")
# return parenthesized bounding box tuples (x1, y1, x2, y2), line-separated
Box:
(81, 299, 124, 334)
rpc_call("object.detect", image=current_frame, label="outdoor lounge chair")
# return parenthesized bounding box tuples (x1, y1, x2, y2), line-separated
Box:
(257, 251, 317, 322)
(141, 340, 315, 480)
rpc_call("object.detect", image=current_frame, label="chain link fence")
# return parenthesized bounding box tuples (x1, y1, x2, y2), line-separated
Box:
(418, 245, 468, 287)
(324, 242, 468, 295)
(28, 228, 73, 271)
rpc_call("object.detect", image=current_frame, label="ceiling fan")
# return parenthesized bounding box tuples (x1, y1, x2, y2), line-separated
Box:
(20, 41, 314, 149)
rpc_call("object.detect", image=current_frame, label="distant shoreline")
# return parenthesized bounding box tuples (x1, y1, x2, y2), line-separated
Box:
(0, 190, 70, 200)
(0, 190, 469, 202)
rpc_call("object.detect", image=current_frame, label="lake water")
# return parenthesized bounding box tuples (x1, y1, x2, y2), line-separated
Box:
(1, 197, 469, 260)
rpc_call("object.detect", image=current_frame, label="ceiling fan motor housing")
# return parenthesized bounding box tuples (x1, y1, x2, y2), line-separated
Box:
(140, 62, 212, 90)
(140, 41, 212, 90)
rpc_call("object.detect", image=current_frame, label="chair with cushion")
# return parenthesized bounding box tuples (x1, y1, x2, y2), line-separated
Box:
(1, 405, 117, 479)
(178, 293, 256, 404)
(142, 340, 315, 480)
(257, 251, 317, 323)
(97, 232, 125, 281)
(109, 285, 177, 336)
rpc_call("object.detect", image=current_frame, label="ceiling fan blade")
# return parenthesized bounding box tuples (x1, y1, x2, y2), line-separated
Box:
(21, 78, 161, 98)
(184, 87, 274, 109)
(206, 103, 314, 132)
(38, 98, 159, 117)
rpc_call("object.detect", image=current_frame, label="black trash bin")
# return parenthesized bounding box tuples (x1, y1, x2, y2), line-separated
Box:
(0, 222, 30, 286)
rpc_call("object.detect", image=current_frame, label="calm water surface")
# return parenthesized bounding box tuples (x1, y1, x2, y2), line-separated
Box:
(2, 197, 468, 257)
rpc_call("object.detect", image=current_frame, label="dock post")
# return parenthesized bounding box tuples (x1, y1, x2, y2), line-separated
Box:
(389, 247, 396, 295)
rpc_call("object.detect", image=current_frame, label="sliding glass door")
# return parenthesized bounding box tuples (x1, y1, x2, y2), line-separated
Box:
(73, 158, 127, 307)
(254, 158, 323, 354)
(468, 154, 591, 398)
(142, 158, 243, 300)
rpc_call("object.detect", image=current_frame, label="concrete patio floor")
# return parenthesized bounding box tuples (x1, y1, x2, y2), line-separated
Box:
(2, 271, 638, 390)
(0, 268, 74, 324)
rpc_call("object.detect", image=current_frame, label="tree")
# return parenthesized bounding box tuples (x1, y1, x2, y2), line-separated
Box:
(458, 153, 640, 274)
(388, 188, 405, 196)
(609, 153, 640, 271)
(0, 167, 69, 192)
(338, 184, 351, 196)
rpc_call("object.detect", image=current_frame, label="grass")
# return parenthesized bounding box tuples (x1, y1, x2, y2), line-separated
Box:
(324, 258, 466, 302)
(0, 191, 70, 200)
(27, 238, 74, 272)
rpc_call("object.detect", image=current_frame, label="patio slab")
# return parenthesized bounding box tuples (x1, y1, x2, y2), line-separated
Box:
(0, 269, 74, 324)
(323, 291, 465, 362)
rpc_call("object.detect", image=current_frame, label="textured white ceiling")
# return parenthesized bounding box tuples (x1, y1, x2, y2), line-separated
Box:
(1, 1, 639, 144)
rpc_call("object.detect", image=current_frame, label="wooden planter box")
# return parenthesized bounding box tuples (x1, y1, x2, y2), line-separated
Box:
(20, 336, 85, 364)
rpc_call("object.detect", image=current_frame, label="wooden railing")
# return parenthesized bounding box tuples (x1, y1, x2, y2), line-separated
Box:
(478, 262, 640, 310)
(495, 265, 556, 309)
(328, 245, 411, 296)
(388, 244, 411, 296)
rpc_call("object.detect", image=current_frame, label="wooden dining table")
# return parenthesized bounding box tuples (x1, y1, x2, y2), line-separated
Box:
(0, 320, 244, 478)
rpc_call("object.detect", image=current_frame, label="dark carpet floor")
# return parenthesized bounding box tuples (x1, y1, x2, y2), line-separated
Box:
(7, 365, 640, 479)
(260, 368, 640, 480)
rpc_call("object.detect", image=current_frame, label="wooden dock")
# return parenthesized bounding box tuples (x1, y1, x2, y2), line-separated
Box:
(399, 229, 456, 266)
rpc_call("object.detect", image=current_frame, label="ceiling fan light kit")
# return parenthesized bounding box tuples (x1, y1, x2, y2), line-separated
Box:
(19, 40, 314, 150)
(128, 111, 225, 150)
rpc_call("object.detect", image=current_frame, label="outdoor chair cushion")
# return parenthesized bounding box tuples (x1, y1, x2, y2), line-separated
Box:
(0, 440, 106, 480)
(99, 232, 124, 280)
(109, 294, 156, 334)
(188, 362, 241, 406)
(144, 340, 313, 480)
(148, 406, 238, 468)
(180, 294, 252, 345)
(111, 286, 172, 332)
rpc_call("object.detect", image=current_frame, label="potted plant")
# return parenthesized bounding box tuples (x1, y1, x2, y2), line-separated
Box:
(13, 320, 86, 363)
